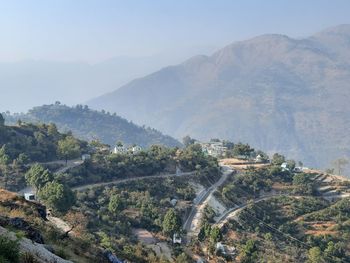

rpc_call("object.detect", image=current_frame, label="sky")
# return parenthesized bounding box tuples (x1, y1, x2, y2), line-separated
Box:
(0, 0, 350, 63)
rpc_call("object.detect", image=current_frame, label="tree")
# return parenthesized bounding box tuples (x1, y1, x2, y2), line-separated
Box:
(182, 136, 195, 147)
(25, 163, 53, 189)
(286, 159, 296, 171)
(210, 226, 222, 242)
(57, 136, 81, 164)
(233, 143, 254, 159)
(162, 208, 182, 237)
(47, 123, 59, 137)
(293, 173, 314, 195)
(0, 236, 19, 263)
(38, 181, 75, 213)
(271, 153, 285, 166)
(108, 194, 123, 215)
(0, 145, 10, 166)
(63, 211, 88, 238)
(116, 141, 123, 147)
(240, 240, 258, 263)
(175, 253, 191, 263)
(332, 158, 349, 175)
(307, 247, 325, 263)
(16, 153, 30, 165)
(0, 113, 4, 126)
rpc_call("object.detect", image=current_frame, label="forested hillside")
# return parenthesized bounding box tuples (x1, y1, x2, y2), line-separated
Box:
(4, 103, 181, 148)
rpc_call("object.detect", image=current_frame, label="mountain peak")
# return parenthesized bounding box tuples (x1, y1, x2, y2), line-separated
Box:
(314, 24, 350, 37)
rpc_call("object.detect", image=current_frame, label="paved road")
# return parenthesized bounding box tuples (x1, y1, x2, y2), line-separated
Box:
(215, 194, 289, 228)
(215, 191, 350, 228)
(183, 165, 234, 241)
(72, 171, 195, 191)
(18, 159, 83, 195)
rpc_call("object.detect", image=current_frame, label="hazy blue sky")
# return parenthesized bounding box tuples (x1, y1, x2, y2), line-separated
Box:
(1, 0, 350, 63)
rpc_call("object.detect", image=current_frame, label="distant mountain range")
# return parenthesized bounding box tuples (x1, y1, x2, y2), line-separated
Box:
(3, 104, 180, 148)
(0, 46, 216, 112)
(88, 24, 350, 169)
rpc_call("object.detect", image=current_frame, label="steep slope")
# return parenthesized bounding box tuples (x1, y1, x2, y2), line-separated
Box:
(88, 25, 350, 169)
(3, 104, 180, 148)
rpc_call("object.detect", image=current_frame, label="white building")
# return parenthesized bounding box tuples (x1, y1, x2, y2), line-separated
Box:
(113, 145, 142, 154)
(113, 146, 128, 154)
(200, 141, 227, 157)
(24, 193, 35, 201)
(131, 145, 142, 154)
(281, 162, 289, 171)
(173, 233, 182, 244)
(216, 242, 236, 256)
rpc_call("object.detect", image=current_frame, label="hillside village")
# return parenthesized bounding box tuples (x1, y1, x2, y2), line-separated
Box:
(1, 114, 350, 262)
(1, 4, 350, 262)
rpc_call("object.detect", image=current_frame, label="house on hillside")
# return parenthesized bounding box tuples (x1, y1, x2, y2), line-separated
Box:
(24, 193, 35, 201)
(200, 141, 227, 157)
(255, 154, 263, 163)
(281, 162, 289, 171)
(216, 242, 236, 257)
(131, 145, 142, 154)
(113, 145, 128, 154)
(173, 233, 182, 244)
(113, 145, 142, 154)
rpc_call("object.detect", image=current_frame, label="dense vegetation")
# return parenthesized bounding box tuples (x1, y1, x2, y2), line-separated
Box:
(3, 103, 181, 148)
(0, 118, 87, 191)
(73, 176, 196, 262)
(64, 143, 220, 187)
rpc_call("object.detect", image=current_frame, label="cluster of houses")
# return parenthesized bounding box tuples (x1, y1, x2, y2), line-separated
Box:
(112, 145, 142, 154)
(281, 162, 305, 172)
(200, 141, 228, 157)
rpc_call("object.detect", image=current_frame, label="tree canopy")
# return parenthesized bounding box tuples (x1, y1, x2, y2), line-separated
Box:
(38, 181, 75, 213)
(0, 113, 4, 126)
(162, 208, 182, 237)
(57, 136, 81, 162)
(25, 163, 54, 190)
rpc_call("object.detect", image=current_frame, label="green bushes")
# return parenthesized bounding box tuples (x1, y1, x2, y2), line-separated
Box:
(0, 236, 19, 263)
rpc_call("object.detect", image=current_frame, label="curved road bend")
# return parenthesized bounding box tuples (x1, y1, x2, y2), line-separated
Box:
(215, 191, 350, 229)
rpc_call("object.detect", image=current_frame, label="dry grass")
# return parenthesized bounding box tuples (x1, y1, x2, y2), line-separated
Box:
(0, 189, 18, 202)
(303, 221, 338, 236)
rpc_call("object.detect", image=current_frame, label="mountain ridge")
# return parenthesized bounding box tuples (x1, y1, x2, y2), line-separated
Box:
(3, 104, 181, 148)
(87, 25, 350, 170)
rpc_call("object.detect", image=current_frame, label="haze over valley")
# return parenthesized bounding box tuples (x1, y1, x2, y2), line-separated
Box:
(1, 1, 350, 262)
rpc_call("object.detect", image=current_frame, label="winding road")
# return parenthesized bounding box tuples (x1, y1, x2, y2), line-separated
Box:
(183, 165, 234, 241)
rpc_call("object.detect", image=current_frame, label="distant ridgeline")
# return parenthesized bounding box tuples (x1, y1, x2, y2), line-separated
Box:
(3, 103, 181, 148)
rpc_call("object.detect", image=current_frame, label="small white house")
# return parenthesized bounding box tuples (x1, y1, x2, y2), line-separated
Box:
(173, 233, 182, 244)
(24, 193, 35, 201)
(131, 146, 142, 154)
(113, 146, 128, 154)
(255, 154, 263, 163)
(281, 162, 289, 171)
